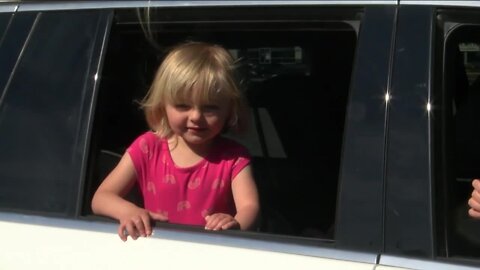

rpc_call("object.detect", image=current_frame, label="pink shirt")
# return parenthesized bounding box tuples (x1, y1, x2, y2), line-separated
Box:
(127, 131, 250, 227)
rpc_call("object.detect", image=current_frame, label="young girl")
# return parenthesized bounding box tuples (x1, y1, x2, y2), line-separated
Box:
(91, 41, 260, 241)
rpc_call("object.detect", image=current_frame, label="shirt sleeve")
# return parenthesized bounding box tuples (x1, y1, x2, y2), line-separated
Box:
(231, 143, 251, 180)
(126, 132, 156, 187)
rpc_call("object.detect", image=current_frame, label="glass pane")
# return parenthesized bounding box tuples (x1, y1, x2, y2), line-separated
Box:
(0, 12, 36, 99)
(0, 10, 105, 215)
(0, 12, 13, 42)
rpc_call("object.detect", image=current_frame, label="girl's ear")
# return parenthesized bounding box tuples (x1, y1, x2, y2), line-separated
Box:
(221, 111, 237, 134)
(227, 107, 238, 128)
(229, 114, 239, 128)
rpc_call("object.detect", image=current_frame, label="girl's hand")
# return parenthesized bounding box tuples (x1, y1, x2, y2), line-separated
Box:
(117, 208, 168, 241)
(204, 213, 240, 231)
(468, 179, 480, 219)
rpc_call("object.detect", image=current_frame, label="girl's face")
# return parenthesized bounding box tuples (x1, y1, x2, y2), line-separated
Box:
(165, 95, 231, 147)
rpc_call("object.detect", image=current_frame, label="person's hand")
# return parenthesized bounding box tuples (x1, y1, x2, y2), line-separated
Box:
(204, 213, 240, 231)
(468, 179, 480, 219)
(117, 207, 168, 241)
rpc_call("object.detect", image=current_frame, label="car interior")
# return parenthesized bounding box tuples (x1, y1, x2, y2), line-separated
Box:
(83, 7, 358, 239)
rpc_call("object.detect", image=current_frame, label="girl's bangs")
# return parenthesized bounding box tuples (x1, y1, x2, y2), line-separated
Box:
(167, 69, 231, 104)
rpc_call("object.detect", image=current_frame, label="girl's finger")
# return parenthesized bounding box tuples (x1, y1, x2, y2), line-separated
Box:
(469, 208, 480, 219)
(133, 217, 146, 237)
(473, 179, 480, 189)
(221, 220, 238, 230)
(149, 211, 168, 222)
(140, 215, 152, 236)
(205, 214, 222, 230)
(472, 189, 480, 201)
(214, 216, 235, 230)
(117, 224, 128, 241)
(125, 222, 138, 240)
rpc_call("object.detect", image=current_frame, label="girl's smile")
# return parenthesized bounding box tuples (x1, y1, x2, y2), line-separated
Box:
(187, 126, 207, 132)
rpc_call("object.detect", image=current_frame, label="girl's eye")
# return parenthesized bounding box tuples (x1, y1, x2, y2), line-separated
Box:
(174, 104, 190, 110)
(203, 105, 220, 112)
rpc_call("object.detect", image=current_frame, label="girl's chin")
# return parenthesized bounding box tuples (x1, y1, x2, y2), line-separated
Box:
(182, 134, 211, 144)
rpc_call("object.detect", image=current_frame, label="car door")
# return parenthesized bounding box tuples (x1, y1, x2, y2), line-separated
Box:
(0, 1, 397, 269)
(378, 1, 480, 269)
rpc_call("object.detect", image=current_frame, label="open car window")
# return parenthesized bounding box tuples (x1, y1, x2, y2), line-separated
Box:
(83, 6, 361, 241)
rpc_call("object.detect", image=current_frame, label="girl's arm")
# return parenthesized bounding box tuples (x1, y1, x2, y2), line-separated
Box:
(204, 165, 260, 231)
(91, 153, 167, 240)
(231, 165, 260, 230)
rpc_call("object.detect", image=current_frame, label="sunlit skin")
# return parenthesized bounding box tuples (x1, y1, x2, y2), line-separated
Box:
(468, 179, 480, 219)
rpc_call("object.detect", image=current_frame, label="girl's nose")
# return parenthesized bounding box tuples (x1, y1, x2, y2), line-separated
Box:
(189, 108, 202, 121)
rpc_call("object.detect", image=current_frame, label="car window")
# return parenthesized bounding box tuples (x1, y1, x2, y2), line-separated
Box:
(83, 6, 361, 241)
(0, 12, 13, 44)
(0, 10, 109, 215)
(436, 8, 480, 262)
(0, 12, 35, 101)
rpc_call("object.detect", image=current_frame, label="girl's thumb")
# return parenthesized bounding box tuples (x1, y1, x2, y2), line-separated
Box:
(149, 211, 168, 221)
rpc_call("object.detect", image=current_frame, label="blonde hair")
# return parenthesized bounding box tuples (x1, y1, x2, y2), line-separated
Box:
(141, 41, 247, 138)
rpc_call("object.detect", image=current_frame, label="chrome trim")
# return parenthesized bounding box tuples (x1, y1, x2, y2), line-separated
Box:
(17, 0, 396, 12)
(0, 3, 17, 12)
(400, 0, 480, 7)
(0, 212, 377, 264)
(379, 254, 480, 270)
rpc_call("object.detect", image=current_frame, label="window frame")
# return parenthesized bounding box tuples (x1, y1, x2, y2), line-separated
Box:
(78, 3, 395, 257)
(86, 4, 365, 243)
(384, 4, 436, 258)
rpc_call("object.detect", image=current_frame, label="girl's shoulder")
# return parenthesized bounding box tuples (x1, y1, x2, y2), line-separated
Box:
(127, 131, 169, 160)
(132, 130, 168, 148)
(138, 130, 166, 140)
